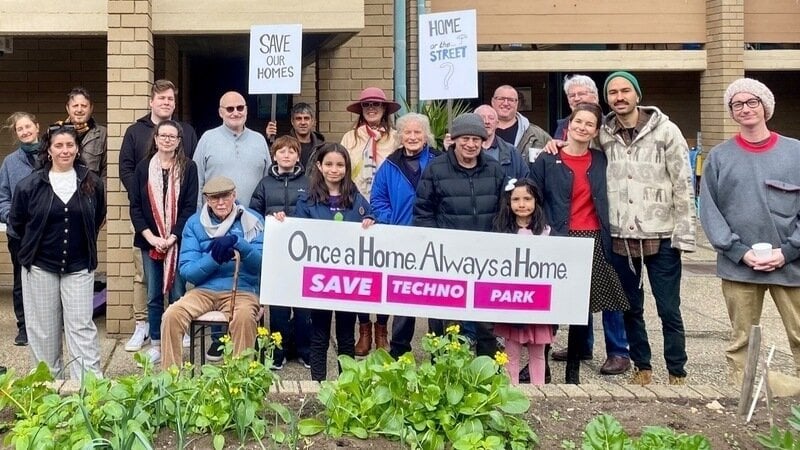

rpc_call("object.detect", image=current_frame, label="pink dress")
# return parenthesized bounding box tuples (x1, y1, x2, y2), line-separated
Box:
(493, 227, 554, 345)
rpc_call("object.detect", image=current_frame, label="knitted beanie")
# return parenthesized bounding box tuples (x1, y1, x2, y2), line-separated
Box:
(724, 78, 775, 121)
(450, 113, 487, 140)
(604, 71, 642, 101)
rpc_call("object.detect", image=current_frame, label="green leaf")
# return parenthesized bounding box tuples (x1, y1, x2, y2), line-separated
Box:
(373, 385, 392, 405)
(212, 434, 224, 450)
(338, 355, 359, 373)
(467, 356, 497, 384)
(297, 418, 325, 436)
(445, 384, 464, 405)
(582, 414, 628, 450)
(498, 389, 530, 414)
(267, 401, 293, 423)
(349, 426, 369, 439)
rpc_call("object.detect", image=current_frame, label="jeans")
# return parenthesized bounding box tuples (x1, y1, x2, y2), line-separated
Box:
(586, 311, 630, 358)
(309, 309, 356, 381)
(141, 250, 186, 341)
(611, 239, 687, 377)
(269, 306, 311, 364)
(7, 236, 25, 331)
(356, 313, 388, 325)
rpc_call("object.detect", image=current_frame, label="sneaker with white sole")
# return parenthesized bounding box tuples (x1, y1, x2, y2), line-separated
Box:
(137, 345, 161, 368)
(125, 321, 149, 352)
(183, 334, 191, 348)
(205, 344, 224, 362)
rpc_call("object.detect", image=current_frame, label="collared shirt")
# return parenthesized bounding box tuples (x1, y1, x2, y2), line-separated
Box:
(609, 109, 651, 146)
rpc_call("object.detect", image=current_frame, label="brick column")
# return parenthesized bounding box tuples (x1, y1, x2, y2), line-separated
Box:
(700, 0, 745, 147)
(316, 0, 395, 140)
(106, 0, 154, 334)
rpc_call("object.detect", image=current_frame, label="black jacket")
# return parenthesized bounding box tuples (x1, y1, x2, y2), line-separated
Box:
(129, 157, 199, 250)
(249, 163, 308, 216)
(413, 150, 506, 232)
(529, 149, 613, 259)
(10, 165, 106, 270)
(119, 115, 199, 193)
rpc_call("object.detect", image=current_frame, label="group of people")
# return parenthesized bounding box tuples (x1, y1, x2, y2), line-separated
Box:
(0, 73, 798, 389)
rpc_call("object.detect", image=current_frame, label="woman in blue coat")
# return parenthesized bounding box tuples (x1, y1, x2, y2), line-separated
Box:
(370, 113, 439, 358)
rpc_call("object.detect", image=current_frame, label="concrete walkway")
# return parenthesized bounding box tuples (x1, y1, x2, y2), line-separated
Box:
(1, 225, 795, 399)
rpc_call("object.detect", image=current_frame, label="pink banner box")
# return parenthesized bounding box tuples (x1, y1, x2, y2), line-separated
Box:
(473, 281, 551, 311)
(386, 275, 467, 308)
(302, 266, 382, 303)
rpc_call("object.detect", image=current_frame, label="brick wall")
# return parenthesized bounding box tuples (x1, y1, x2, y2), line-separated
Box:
(106, 0, 154, 334)
(700, 0, 745, 148)
(316, 0, 395, 142)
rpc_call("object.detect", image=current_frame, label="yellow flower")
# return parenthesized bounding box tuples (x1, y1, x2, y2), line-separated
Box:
(229, 387, 240, 395)
(182, 361, 193, 370)
(449, 341, 461, 351)
(249, 361, 259, 369)
(168, 366, 179, 377)
(398, 354, 414, 365)
(219, 334, 232, 344)
(425, 332, 436, 338)
(257, 327, 269, 337)
(494, 351, 509, 367)
(445, 324, 461, 335)
(271, 332, 283, 347)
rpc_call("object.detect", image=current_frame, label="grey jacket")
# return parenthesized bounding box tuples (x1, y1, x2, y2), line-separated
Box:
(513, 113, 552, 162)
(0, 148, 37, 238)
(700, 133, 800, 286)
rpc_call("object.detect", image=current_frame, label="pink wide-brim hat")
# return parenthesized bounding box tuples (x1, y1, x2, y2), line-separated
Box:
(346, 87, 401, 115)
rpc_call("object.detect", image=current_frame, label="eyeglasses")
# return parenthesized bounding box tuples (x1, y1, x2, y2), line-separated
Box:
(222, 105, 246, 113)
(729, 98, 761, 111)
(47, 123, 76, 134)
(493, 96, 518, 103)
(157, 134, 181, 141)
(360, 102, 384, 109)
(205, 192, 234, 203)
(567, 90, 593, 100)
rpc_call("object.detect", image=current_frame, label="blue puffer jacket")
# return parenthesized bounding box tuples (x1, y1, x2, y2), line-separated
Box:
(371, 146, 439, 225)
(179, 205, 264, 295)
(295, 191, 372, 222)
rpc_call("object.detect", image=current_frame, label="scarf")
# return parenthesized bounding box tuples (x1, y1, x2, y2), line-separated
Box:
(20, 142, 40, 155)
(200, 203, 263, 243)
(147, 156, 180, 295)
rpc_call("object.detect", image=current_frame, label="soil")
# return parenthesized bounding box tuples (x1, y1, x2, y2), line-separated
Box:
(144, 394, 796, 449)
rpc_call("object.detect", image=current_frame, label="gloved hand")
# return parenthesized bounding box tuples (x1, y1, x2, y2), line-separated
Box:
(210, 235, 237, 264)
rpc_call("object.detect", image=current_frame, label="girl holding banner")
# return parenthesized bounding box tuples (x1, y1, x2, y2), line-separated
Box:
(341, 87, 399, 356)
(294, 143, 375, 381)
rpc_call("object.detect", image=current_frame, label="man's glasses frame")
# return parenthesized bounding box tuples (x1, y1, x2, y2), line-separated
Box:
(222, 105, 246, 113)
(729, 97, 762, 111)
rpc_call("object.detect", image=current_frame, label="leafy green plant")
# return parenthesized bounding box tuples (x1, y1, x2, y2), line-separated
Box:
(299, 325, 538, 449)
(757, 404, 800, 449)
(582, 414, 711, 450)
(402, 99, 472, 149)
(1, 327, 289, 450)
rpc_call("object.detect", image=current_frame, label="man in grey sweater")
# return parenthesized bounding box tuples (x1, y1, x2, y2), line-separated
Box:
(699, 78, 800, 384)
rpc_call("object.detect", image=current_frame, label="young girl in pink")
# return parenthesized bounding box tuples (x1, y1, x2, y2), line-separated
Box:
(493, 178, 554, 385)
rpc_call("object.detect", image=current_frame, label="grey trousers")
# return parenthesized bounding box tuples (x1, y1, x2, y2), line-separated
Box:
(22, 265, 102, 381)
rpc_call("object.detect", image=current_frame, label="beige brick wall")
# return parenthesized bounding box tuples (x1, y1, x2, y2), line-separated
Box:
(106, 0, 154, 334)
(0, 37, 107, 285)
(700, 0, 745, 148)
(295, 63, 318, 110)
(316, 0, 395, 142)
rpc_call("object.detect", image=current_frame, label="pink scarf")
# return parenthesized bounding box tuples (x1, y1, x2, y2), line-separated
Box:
(147, 156, 181, 295)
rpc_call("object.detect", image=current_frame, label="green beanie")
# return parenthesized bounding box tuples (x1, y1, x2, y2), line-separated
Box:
(604, 71, 642, 102)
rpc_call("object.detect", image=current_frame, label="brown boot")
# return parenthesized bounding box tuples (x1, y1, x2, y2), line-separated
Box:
(374, 323, 389, 351)
(355, 323, 372, 356)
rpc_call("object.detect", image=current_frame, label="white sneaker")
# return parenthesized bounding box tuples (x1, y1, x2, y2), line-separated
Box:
(125, 321, 149, 352)
(137, 346, 161, 368)
(182, 334, 191, 348)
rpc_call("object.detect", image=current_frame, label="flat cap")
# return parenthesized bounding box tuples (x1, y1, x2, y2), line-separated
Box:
(202, 176, 236, 195)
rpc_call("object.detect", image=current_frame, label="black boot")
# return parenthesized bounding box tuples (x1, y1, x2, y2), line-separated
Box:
(565, 359, 580, 384)
(544, 344, 551, 384)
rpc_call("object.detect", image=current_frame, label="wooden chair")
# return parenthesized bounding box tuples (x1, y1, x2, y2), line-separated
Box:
(188, 249, 241, 366)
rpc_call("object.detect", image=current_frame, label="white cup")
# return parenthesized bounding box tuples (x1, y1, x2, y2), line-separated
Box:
(752, 243, 772, 259)
(528, 148, 543, 163)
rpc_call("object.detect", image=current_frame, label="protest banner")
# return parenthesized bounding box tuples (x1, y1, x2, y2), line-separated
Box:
(249, 24, 302, 120)
(418, 9, 478, 101)
(260, 218, 593, 325)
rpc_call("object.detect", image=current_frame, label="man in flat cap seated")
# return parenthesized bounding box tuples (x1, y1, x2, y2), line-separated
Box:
(161, 176, 265, 368)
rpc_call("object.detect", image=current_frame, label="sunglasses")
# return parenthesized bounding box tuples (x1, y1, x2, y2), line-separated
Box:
(222, 105, 246, 113)
(360, 101, 384, 109)
(47, 123, 76, 134)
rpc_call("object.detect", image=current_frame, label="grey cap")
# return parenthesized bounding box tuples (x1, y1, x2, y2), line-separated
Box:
(202, 176, 236, 195)
(450, 113, 488, 140)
